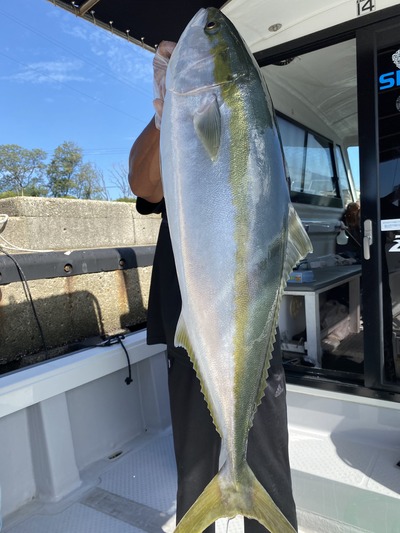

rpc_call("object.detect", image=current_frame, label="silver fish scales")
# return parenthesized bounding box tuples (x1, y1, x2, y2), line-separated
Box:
(160, 7, 312, 532)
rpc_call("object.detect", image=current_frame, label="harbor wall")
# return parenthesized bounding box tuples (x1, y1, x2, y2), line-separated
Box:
(0, 197, 161, 368)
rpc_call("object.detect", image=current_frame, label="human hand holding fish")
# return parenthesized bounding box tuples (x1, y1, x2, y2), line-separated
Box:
(153, 40, 176, 129)
(128, 41, 176, 203)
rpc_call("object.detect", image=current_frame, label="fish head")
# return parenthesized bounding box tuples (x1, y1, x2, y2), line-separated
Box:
(166, 7, 253, 96)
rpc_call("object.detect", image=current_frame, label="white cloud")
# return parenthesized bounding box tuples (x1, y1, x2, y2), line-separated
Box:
(106, 41, 153, 84)
(6, 59, 87, 85)
(62, 19, 153, 88)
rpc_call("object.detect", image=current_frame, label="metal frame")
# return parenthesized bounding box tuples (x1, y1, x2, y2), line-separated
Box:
(357, 17, 400, 391)
(0, 245, 155, 284)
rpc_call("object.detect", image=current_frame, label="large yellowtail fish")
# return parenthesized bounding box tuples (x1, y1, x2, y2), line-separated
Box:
(160, 7, 312, 533)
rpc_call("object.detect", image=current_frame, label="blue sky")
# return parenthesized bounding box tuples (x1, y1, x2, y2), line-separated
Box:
(0, 0, 155, 199)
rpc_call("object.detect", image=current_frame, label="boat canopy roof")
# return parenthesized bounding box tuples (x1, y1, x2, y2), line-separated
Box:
(49, 0, 226, 51)
(48, 0, 398, 54)
(47, 0, 399, 146)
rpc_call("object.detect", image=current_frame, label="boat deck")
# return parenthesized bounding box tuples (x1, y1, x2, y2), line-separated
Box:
(3, 418, 400, 533)
(3, 428, 246, 533)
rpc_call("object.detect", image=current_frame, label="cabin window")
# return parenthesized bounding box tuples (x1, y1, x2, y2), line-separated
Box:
(335, 145, 353, 207)
(347, 146, 360, 197)
(304, 133, 336, 196)
(277, 117, 305, 192)
(277, 115, 342, 207)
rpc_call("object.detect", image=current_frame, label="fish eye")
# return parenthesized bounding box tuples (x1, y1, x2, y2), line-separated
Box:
(205, 20, 220, 34)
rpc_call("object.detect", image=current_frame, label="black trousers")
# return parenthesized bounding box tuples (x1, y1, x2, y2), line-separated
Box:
(167, 344, 298, 533)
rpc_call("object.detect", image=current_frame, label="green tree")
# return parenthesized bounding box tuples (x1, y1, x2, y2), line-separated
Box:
(75, 162, 107, 200)
(46, 141, 82, 197)
(46, 141, 107, 199)
(0, 144, 47, 196)
(115, 197, 136, 203)
(24, 179, 49, 197)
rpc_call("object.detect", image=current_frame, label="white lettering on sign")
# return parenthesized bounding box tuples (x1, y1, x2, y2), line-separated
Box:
(389, 236, 400, 253)
(357, 0, 376, 16)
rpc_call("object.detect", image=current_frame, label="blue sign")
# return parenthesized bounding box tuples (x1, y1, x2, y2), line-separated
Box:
(379, 70, 400, 91)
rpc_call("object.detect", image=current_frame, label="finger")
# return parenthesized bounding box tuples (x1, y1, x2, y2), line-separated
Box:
(157, 40, 176, 60)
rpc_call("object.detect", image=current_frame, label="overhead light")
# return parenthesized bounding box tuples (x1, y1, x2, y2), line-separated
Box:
(79, 0, 101, 15)
(274, 58, 296, 66)
(268, 23, 282, 32)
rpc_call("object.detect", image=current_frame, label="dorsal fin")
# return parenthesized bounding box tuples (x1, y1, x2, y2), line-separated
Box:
(253, 204, 313, 416)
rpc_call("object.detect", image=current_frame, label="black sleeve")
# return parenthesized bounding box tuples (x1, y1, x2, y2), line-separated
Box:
(136, 197, 165, 215)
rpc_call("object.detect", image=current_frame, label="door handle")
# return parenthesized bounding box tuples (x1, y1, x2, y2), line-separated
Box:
(363, 219, 373, 260)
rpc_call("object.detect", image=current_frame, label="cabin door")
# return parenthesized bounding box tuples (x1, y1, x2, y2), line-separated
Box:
(357, 17, 400, 389)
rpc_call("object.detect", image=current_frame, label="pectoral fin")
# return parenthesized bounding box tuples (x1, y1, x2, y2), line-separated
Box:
(193, 94, 221, 161)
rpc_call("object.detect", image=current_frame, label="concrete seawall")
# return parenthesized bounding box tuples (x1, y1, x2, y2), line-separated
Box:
(0, 197, 161, 368)
(0, 196, 161, 250)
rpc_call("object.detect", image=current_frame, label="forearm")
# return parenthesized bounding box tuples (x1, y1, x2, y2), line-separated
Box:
(128, 117, 163, 203)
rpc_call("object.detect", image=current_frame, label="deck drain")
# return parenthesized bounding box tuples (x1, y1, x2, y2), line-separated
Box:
(108, 450, 123, 461)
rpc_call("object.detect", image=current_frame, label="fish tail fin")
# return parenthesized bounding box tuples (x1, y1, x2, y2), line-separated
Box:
(174, 461, 296, 533)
